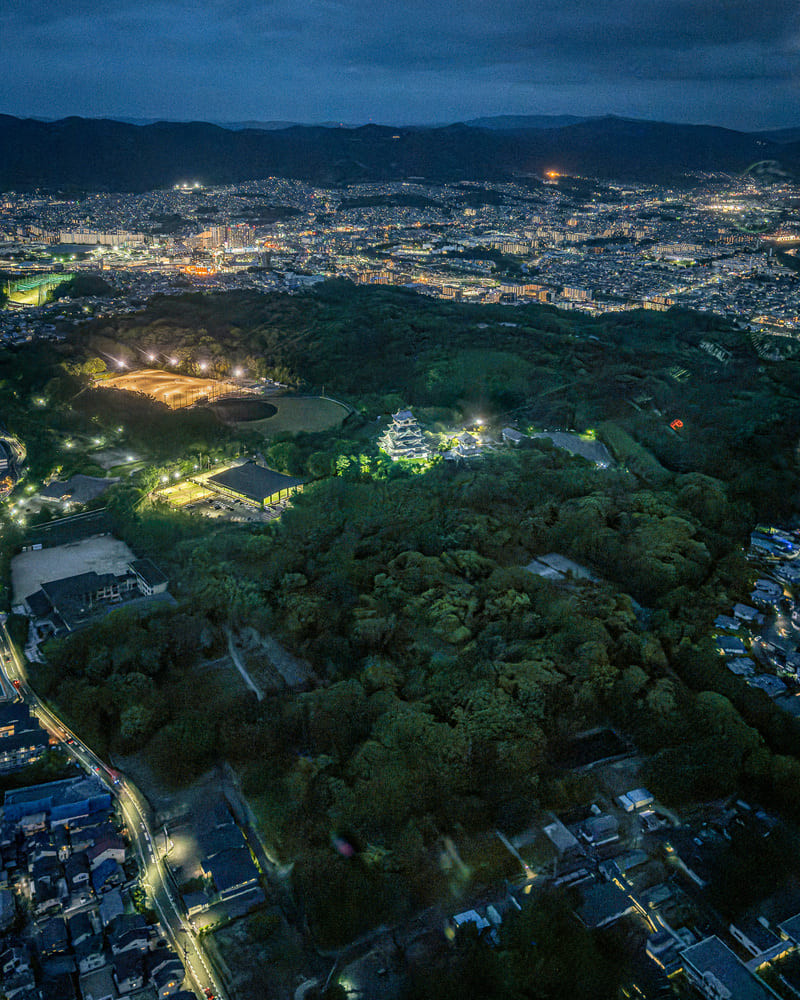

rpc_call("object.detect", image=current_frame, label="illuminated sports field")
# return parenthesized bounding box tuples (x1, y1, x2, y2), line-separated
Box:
(157, 480, 214, 507)
(101, 368, 240, 409)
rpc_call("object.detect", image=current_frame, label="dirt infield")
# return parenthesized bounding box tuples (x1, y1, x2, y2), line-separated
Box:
(100, 369, 241, 409)
(211, 398, 277, 422)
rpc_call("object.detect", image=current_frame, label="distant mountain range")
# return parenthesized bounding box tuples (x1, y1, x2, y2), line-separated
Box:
(1, 113, 798, 191)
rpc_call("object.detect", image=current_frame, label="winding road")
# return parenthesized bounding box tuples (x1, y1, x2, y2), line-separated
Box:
(0, 621, 228, 1000)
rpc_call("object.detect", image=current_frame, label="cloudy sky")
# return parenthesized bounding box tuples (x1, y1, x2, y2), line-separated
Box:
(2, 0, 799, 129)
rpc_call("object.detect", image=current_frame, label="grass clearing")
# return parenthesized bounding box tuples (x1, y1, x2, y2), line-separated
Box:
(243, 395, 349, 436)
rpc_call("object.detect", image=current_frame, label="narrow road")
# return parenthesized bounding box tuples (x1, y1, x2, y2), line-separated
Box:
(0, 623, 229, 1000)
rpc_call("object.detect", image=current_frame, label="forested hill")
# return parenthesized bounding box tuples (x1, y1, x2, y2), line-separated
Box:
(16, 282, 800, 962)
(1, 113, 796, 190)
(84, 282, 800, 518)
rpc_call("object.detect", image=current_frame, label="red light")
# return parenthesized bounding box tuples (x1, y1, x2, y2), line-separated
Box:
(670, 419, 684, 430)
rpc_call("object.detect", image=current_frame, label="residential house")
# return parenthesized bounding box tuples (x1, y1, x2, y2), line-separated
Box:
(576, 881, 636, 929)
(204, 846, 260, 901)
(91, 857, 125, 894)
(99, 888, 125, 928)
(80, 965, 117, 1000)
(715, 636, 749, 657)
(727, 657, 756, 677)
(748, 674, 787, 697)
(67, 909, 93, 949)
(149, 949, 185, 997)
(26, 831, 59, 868)
(64, 851, 90, 892)
(448, 909, 495, 943)
(113, 949, 145, 994)
(108, 912, 149, 955)
(31, 854, 61, 890)
(4, 968, 37, 999)
(0, 887, 17, 930)
(75, 934, 106, 975)
(733, 603, 765, 626)
(32, 878, 62, 918)
(182, 890, 210, 916)
(729, 918, 783, 958)
(87, 835, 126, 871)
(41, 972, 78, 1000)
(1, 944, 32, 978)
(580, 814, 620, 847)
(39, 914, 68, 955)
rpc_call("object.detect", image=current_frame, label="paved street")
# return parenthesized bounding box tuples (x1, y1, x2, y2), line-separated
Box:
(0, 622, 228, 1000)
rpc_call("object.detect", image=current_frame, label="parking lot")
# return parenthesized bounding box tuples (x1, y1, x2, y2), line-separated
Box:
(183, 495, 291, 522)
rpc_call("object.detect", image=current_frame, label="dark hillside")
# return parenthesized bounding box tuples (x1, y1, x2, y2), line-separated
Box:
(0, 114, 793, 191)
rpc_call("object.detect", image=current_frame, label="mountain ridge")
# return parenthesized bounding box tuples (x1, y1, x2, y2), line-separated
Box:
(0, 113, 797, 191)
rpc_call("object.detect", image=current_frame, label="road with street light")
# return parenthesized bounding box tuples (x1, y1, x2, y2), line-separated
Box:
(0, 622, 226, 1000)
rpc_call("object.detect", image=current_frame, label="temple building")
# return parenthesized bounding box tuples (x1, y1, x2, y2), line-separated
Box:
(377, 409, 430, 461)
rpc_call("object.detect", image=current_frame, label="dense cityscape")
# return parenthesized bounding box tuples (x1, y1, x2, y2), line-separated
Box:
(2, 169, 800, 353)
(1, 1, 800, 995)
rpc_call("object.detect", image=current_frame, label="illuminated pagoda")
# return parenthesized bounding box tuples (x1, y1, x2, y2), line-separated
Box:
(377, 409, 430, 461)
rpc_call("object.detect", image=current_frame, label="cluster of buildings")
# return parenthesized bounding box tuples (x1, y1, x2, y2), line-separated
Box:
(377, 408, 615, 470)
(0, 775, 191, 1000)
(455, 774, 800, 999)
(0, 702, 49, 773)
(2, 172, 800, 342)
(10, 510, 171, 650)
(176, 801, 265, 930)
(713, 526, 800, 705)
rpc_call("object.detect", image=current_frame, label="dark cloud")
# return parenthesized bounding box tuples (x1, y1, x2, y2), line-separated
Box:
(1, 0, 798, 128)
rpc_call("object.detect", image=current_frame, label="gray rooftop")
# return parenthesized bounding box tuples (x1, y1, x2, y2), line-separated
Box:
(681, 936, 780, 1000)
(208, 461, 303, 503)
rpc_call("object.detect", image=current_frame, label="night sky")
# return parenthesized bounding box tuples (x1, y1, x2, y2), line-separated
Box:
(2, 0, 798, 130)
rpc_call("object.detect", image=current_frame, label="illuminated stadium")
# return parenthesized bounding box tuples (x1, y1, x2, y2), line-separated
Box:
(99, 368, 243, 409)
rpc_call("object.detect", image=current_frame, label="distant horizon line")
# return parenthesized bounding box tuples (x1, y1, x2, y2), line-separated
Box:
(2, 110, 798, 134)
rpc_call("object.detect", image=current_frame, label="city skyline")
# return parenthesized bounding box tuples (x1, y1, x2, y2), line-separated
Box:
(1, 0, 799, 130)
